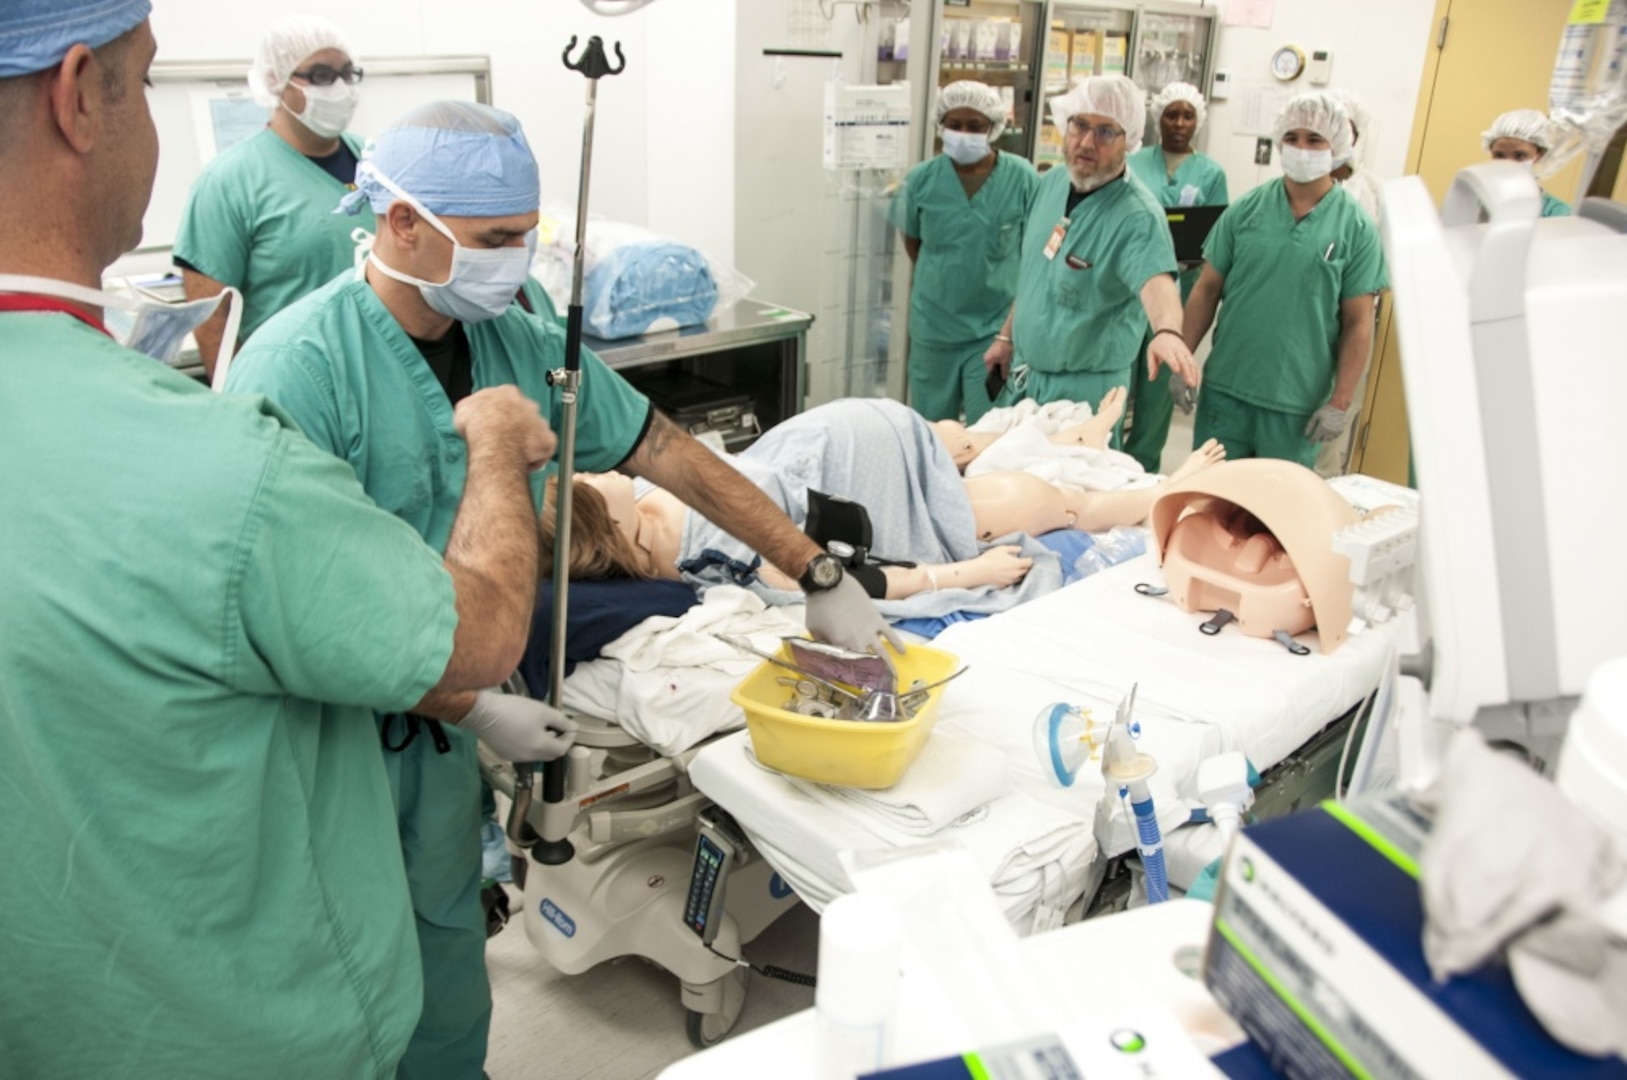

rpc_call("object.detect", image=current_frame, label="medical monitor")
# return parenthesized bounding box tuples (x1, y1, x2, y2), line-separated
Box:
(1382, 163, 1627, 749)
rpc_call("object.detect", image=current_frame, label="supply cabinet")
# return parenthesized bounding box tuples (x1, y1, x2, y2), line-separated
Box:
(889, 0, 1219, 171)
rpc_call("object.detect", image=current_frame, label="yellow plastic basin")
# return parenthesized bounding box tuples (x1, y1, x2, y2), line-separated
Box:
(730, 641, 961, 789)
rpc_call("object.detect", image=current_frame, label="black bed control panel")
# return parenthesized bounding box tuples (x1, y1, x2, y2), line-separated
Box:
(684, 806, 745, 944)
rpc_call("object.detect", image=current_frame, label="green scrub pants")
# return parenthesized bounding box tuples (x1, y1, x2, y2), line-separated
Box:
(997, 366, 1132, 447)
(1124, 355, 1174, 474)
(381, 715, 491, 1080)
(1194, 386, 1318, 467)
(908, 338, 997, 423)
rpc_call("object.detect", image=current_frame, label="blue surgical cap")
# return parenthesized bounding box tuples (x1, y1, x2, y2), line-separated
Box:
(339, 101, 541, 218)
(0, 0, 151, 79)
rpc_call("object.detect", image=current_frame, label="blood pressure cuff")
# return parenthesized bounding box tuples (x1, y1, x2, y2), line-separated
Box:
(804, 489, 872, 560)
(849, 563, 888, 599)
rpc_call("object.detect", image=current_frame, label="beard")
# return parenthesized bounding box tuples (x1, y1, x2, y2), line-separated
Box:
(1067, 158, 1120, 192)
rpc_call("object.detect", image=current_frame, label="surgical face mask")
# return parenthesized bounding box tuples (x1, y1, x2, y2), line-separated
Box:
(1280, 145, 1334, 184)
(363, 168, 537, 323)
(286, 82, 359, 139)
(0, 274, 243, 390)
(941, 129, 991, 166)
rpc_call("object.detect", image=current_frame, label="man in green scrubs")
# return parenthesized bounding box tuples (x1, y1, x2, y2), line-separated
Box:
(0, 8, 568, 1076)
(1184, 92, 1388, 466)
(229, 101, 895, 1080)
(985, 75, 1198, 447)
(1124, 81, 1228, 473)
(1484, 108, 1574, 217)
(890, 80, 1037, 423)
(173, 15, 365, 378)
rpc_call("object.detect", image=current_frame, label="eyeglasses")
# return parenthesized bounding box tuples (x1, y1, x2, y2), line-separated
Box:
(291, 64, 365, 87)
(1065, 118, 1124, 143)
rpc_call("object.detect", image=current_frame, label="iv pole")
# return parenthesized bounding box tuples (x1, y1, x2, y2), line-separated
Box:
(508, 33, 626, 865)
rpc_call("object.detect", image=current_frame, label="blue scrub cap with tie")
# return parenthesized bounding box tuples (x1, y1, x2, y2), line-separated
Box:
(0, 0, 151, 78)
(338, 101, 541, 219)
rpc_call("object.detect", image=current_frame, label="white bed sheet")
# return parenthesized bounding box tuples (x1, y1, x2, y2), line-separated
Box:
(689, 551, 1399, 919)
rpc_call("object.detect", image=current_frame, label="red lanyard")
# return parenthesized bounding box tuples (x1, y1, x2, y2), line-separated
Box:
(0, 294, 111, 336)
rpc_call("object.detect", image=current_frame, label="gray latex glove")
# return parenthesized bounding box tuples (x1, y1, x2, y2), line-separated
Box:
(1169, 371, 1196, 415)
(459, 690, 578, 762)
(805, 573, 906, 655)
(1303, 403, 1351, 443)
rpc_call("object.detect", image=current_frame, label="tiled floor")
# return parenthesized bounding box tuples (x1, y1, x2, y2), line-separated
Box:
(484, 887, 820, 1079)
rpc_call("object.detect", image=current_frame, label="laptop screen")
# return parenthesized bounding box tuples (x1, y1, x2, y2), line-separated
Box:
(1165, 204, 1227, 263)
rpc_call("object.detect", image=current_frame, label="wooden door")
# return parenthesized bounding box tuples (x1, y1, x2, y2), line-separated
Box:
(1351, 0, 1584, 482)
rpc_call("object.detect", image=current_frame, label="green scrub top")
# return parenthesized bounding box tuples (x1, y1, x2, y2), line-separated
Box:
(1126, 146, 1229, 209)
(1541, 191, 1573, 217)
(227, 273, 653, 553)
(889, 151, 1038, 346)
(1201, 180, 1389, 415)
(174, 127, 365, 339)
(1012, 167, 1177, 377)
(0, 313, 457, 1078)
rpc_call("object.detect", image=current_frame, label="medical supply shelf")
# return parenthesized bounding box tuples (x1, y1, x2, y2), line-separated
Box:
(589, 298, 812, 438)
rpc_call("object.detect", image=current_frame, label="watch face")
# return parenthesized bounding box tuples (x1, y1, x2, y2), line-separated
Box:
(812, 555, 843, 588)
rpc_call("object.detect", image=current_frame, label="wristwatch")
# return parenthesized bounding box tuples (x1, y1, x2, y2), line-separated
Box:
(798, 552, 845, 593)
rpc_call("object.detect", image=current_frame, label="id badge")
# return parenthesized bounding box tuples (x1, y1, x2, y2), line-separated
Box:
(1042, 218, 1069, 261)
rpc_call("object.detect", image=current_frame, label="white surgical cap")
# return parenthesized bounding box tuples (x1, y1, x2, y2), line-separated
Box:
(1273, 91, 1353, 163)
(936, 80, 1007, 141)
(0, 0, 150, 78)
(1482, 109, 1552, 153)
(1149, 81, 1207, 134)
(249, 14, 354, 109)
(1050, 75, 1147, 153)
(339, 101, 541, 218)
(1327, 88, 1370, 167)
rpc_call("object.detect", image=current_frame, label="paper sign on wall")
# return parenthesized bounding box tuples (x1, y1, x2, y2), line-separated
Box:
(1224, 0, 1275, 29)
(823, 82, 911, 170)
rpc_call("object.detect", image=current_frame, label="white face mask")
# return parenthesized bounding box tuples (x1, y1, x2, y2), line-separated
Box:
(0, 274, 244, 390)
(363, 168, 537, 323)
(286, 82, 359, 140)
(942, 130, 992, 166)
(1280, 145, 1334, 184)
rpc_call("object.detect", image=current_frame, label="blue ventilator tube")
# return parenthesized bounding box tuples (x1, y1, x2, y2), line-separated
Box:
(1126, 779, 1169, 904)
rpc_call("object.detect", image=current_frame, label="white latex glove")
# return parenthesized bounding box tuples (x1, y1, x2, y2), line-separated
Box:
(804, 573, 905, 655)
(1169, 370, 1196, 415)
(458, 690, 578, 762)
(1303, 403, 1352, 443)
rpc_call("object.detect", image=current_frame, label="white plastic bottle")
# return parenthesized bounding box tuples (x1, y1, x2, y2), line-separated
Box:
(815, 893, 903, 1080)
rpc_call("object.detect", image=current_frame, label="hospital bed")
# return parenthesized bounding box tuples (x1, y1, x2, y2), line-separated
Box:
(487, 516, 1399, 1045)
(688, 551, 1399, 928)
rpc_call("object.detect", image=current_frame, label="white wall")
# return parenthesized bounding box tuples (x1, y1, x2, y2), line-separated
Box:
(148, 0, 735, 261)
(1201, 0, 1437, 199)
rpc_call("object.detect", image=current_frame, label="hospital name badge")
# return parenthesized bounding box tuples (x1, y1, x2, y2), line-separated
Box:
(1042, 218, 1070, 261)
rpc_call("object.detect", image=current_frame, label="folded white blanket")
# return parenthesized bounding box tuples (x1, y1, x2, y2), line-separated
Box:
(562, 586, 806, 756)
(966, 399, 1157, 493)
(789, 732, 1012, 836)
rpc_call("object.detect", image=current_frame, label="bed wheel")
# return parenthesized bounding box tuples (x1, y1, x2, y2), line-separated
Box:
(684, 1008, 731, 1049)
(682, 965, 748, 1048)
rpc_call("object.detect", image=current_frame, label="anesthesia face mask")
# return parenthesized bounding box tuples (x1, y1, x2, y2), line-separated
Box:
(0, 273, 243, 390)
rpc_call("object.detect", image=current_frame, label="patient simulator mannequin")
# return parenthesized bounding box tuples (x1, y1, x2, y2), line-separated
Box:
(543, 396, 1225, 599)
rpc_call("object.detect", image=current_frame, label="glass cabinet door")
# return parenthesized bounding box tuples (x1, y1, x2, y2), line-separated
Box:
(1037, 2, 1136, 172)
(934, 0, 1046, 161)
(1130, 6, 1214, 98)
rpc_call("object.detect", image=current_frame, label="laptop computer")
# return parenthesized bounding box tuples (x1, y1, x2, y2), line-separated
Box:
(1164, 204, 1227, 264)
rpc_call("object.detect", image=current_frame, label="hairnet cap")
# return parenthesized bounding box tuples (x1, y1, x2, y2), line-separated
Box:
(341, 101, 541, 218)
(1482, 108, 1552, 153)
(1272, 91, 1353, 163)
(1149, 81, 1207, 134)
(1050, 74, 1147, 153)
(249, 14, 354, 109)
(0, 0, 151, 78)
(936, 80, 1007, 141)
(1327, 88, 1369, 167)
